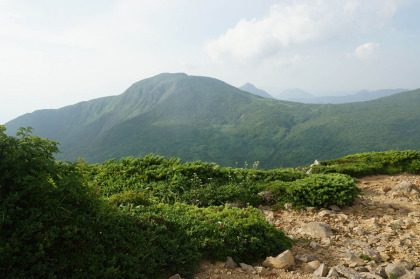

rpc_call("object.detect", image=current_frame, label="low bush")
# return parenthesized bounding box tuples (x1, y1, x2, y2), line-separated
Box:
(126, 203, 292, 264)
(311, 150, 420, 177)
(268, 173, 361, 208)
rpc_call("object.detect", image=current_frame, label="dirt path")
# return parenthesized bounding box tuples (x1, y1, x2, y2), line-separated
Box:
(192, 174, 420, 279)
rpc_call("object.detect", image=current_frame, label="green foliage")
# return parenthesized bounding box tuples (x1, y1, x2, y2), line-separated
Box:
(360, 254, 372, 261)
(126, 203, 292, 264)
(108, 190, 151, 206)
(268, 174, 361, 208)
(311, 150, 420, 177)
(84, 155, 305, 207)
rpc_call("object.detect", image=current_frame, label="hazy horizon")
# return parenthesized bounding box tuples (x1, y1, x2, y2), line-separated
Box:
(1, 0, 420, 124)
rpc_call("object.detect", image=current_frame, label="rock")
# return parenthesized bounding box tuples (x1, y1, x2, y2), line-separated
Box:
(313, 263, 329, 278)
(329, 205, 340, 211)
(408, 211, 420, 217)
(284, 203, 293, 210)
(300, 222, 334, 238)
(359, 272, 384, 279)
(327, 267, 340, 278)
(302, 260, 321, 272)
(362, 249, 382, 261)
(297, 254, 319, 263)
(391, 181, 420, 197)
(385, 263, 406, 278)
(345, 254, 365, 266)
(239, 263, 256, 274)
(400, 271, 420, 279)
(335, 265, 363, 279)
(374, 266, 387, 278)
(311, 241, 322, 250)
(224, 256, 237, 269)
(169, 274, 182, 279)
(254, 266, 269, 276)
(262, 250, 295, 269)
(353, 227, 366, 236)
(394, 259, 415, 271)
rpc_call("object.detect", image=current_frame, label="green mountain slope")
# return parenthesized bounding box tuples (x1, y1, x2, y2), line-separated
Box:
(5, 73, 420, 168)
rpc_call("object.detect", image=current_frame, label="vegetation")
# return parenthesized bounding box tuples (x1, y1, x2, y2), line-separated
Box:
(310, 150, 420, 177)
(5, 74, 420, 168)
(1, 126, 419, 278)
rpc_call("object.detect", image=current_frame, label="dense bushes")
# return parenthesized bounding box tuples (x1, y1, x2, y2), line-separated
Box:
(268, 174, 361, 208)
(311, 150, 420, 177)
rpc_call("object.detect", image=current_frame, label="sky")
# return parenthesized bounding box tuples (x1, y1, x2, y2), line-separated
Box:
(1, 0, 420, 124)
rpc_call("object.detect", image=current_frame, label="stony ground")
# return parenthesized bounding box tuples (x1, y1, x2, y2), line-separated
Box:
(191, 174, 420, 279)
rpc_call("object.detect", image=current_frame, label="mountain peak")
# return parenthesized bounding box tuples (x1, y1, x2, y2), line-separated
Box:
(239, 83, 274, 99)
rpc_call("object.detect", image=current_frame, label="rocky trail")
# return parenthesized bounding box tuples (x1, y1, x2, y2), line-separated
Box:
(187, 174, 420, 279)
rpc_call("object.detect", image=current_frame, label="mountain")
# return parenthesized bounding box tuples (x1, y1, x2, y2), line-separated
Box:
(288, 88, 408, 104)
(239, 83, 274, 99)
(5, 73, 420, 168)
(273, 88, 315, 100)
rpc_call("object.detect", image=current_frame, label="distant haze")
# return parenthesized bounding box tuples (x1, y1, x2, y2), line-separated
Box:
(1, 0, 420, 124)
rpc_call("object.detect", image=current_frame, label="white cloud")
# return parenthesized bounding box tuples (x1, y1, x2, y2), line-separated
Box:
(354, 42, 380, 59)
(205, 0, 402, 62)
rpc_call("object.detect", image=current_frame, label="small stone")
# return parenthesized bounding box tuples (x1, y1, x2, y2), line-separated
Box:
(329, 205, 340, 211)
(345, 254, 365, 266)
(374, 266, 387, 278)
(239, 263, 256, 274)
(385, 263, 406, 278)
(362, 249, 382, 261)
(335, 265, 363, 279)
(297, 254, 319, 263)
(353, 226, 366, 236)
(254, 266, 269, 275)
(313, 263, 328, 278)
(394, 259, 415, 270)
(359, 272, 384, 279)
(327, 267, 340, 278)
(310, 241, 322, 250)
(169, 274, 182, 279)
(262, 250, 295, 269)
(408, 211, 420, 217)
(225, 256, 237, 269)
(284, 203, 293, 210)
(300, 222, 334, 238)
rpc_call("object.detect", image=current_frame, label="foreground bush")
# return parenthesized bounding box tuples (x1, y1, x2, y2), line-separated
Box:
(268, 173, 361, 208)
(311, 150, 420, 177)
(126, 203, 292, 264)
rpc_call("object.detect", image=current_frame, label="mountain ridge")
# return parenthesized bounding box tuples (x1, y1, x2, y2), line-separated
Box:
(5, 73, 420, 168)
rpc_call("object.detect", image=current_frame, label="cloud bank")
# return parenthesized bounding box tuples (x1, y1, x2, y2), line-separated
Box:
(205, 0, 401, 62)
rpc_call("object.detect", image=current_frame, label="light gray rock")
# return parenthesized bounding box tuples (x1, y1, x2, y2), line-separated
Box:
(335, 265, 363, 279)
(224, 256, 237, 269)
(302, 260, 321, 272)
(359, 272, 384, 279)
(327, 267, 340, 278)
(400, 271, 420, 279)
(301, 222, 334, 238)
(297, 254, 319, 263)
(313, 263, 329, 278)
(374, 266, 387, 278)
(169, 274, 182, 279)
(362, 249, 382, 261)
(311, 241, 322, 250)
(394, 259, 416, 271)
(262, 250, 295, 269)
(385, 263, 406, 278)
(239, 263, 256, 274)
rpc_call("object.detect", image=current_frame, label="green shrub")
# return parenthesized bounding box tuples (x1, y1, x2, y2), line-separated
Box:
(108, 190, 151, 206)
(128, 203, 292, 264)
(268, 173, 361, 208)
(311, 150, 420, 177)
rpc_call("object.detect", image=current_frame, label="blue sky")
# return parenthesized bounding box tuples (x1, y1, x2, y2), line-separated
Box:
(1, 0, 420, 124)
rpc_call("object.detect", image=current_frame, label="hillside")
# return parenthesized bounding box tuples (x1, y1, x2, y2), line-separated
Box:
(5, 73, 420, 168)
(287, 88, 408, 104)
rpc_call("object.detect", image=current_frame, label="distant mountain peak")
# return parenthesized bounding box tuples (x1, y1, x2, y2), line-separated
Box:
(239, 83, 274, 99)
